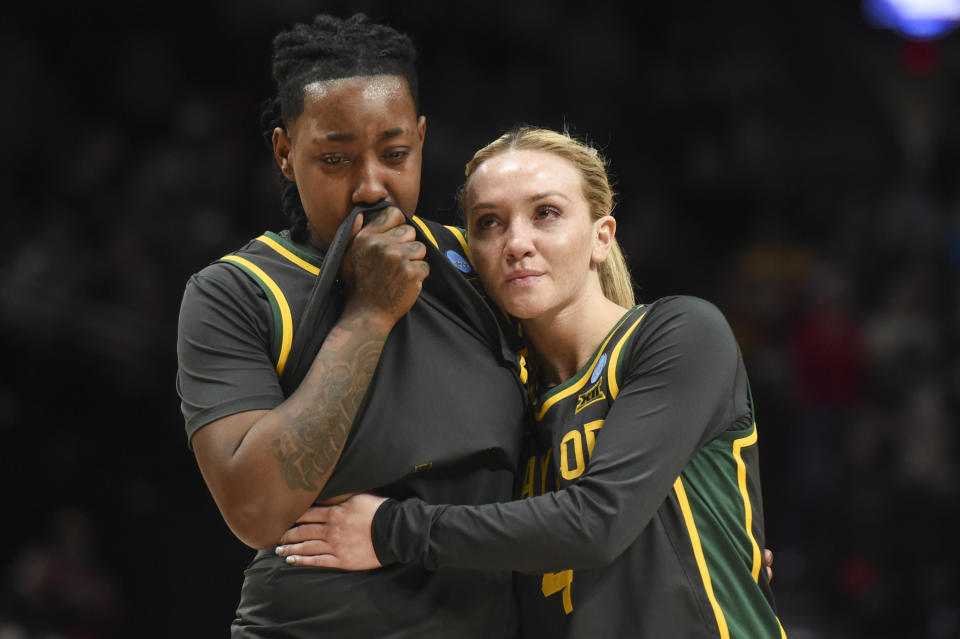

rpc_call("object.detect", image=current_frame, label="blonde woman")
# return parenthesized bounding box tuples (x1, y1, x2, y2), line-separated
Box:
(278, 127, 786, 638)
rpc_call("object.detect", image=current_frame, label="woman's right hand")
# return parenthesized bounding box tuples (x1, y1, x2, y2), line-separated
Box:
(341, 206, 429, 331)
(275, 493, 389, 570)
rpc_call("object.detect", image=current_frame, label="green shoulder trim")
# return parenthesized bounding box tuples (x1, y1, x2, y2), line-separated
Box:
(257, 231, 321, 275)
(410, 216, 440, 249)
(607, 305, 647, 400)
(218, 254, 293, 377)
(411, 217, 474, 265)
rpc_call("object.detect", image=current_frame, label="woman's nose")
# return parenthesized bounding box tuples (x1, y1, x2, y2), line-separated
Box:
(504, 221, 535, 260)
(352, 159, 390, 205)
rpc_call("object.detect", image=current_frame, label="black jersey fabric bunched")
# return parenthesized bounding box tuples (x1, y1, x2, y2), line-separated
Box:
(218, 202, 528, 638)
(280, 200, 526, 498)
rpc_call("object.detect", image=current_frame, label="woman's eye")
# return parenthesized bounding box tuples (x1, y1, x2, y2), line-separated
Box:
(384, 149, 410, 162)
(536, 206, 561, 219)
(475, 216, 497, 230)
(322, 155, 345, 166)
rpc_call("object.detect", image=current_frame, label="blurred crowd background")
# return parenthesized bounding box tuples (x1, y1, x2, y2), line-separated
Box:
(1, 1, 958, 637)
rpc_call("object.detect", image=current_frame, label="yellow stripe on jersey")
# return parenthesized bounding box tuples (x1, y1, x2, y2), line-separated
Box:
(411, 216, 439, 249)
(220, 255, 294, 377)
(444, 225, 473, 263)
(535, 328, 623, 421)
(255, 234, 320, 275)
(607, 310, 648, 399)
(674, 477, 730, 639)
(535, 308, 644, 420)
(732, 424, 763, 581)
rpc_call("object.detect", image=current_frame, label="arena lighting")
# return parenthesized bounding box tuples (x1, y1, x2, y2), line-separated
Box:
(864, 0, 960, 39)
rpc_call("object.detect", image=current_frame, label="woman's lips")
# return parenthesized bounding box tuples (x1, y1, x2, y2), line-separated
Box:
(506, 270, 543, 286)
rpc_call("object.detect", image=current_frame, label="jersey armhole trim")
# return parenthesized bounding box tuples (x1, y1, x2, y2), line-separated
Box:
(218, 255, 293, 376)
(257, 233, 321, 275)
(411, 216, 440, 249)
(732, 423, 763, 581)
(607, 309, 648, 399)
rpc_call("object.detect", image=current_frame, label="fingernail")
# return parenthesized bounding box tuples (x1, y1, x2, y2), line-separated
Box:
(275, 546, 284, 556)
(285, 556, 296, 565)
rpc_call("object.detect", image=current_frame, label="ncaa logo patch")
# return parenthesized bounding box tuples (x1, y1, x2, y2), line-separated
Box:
(590, 353, 608, 384)
(446, 249, 472, 273)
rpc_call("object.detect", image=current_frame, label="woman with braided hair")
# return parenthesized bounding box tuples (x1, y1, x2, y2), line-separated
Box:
(177, 13, 527, 638)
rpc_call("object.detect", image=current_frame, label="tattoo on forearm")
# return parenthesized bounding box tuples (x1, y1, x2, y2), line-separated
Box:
(273, 324, 384, 491)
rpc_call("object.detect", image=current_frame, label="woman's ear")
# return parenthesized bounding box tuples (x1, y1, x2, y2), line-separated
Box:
(592, 215, 617, 264)
(417, 115, 427, 145)
(272, 127, 295, 181)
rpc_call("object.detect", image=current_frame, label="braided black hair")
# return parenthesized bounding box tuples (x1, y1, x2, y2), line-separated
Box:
(260, 14, 420, 242)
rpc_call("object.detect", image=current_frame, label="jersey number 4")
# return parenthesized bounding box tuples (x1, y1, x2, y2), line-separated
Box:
(542, 569, 574, 614)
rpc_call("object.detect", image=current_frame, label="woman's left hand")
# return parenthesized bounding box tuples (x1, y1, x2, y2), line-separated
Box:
(275, 493, 388, 570)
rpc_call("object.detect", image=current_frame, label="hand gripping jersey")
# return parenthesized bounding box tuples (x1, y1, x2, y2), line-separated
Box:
(176, 204, 528, 638)
(372, 297, 788, 638)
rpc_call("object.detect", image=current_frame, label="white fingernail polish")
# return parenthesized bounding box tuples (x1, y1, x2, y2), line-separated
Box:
(275, 546, 283, 556)
(285, 556, 295, 565)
